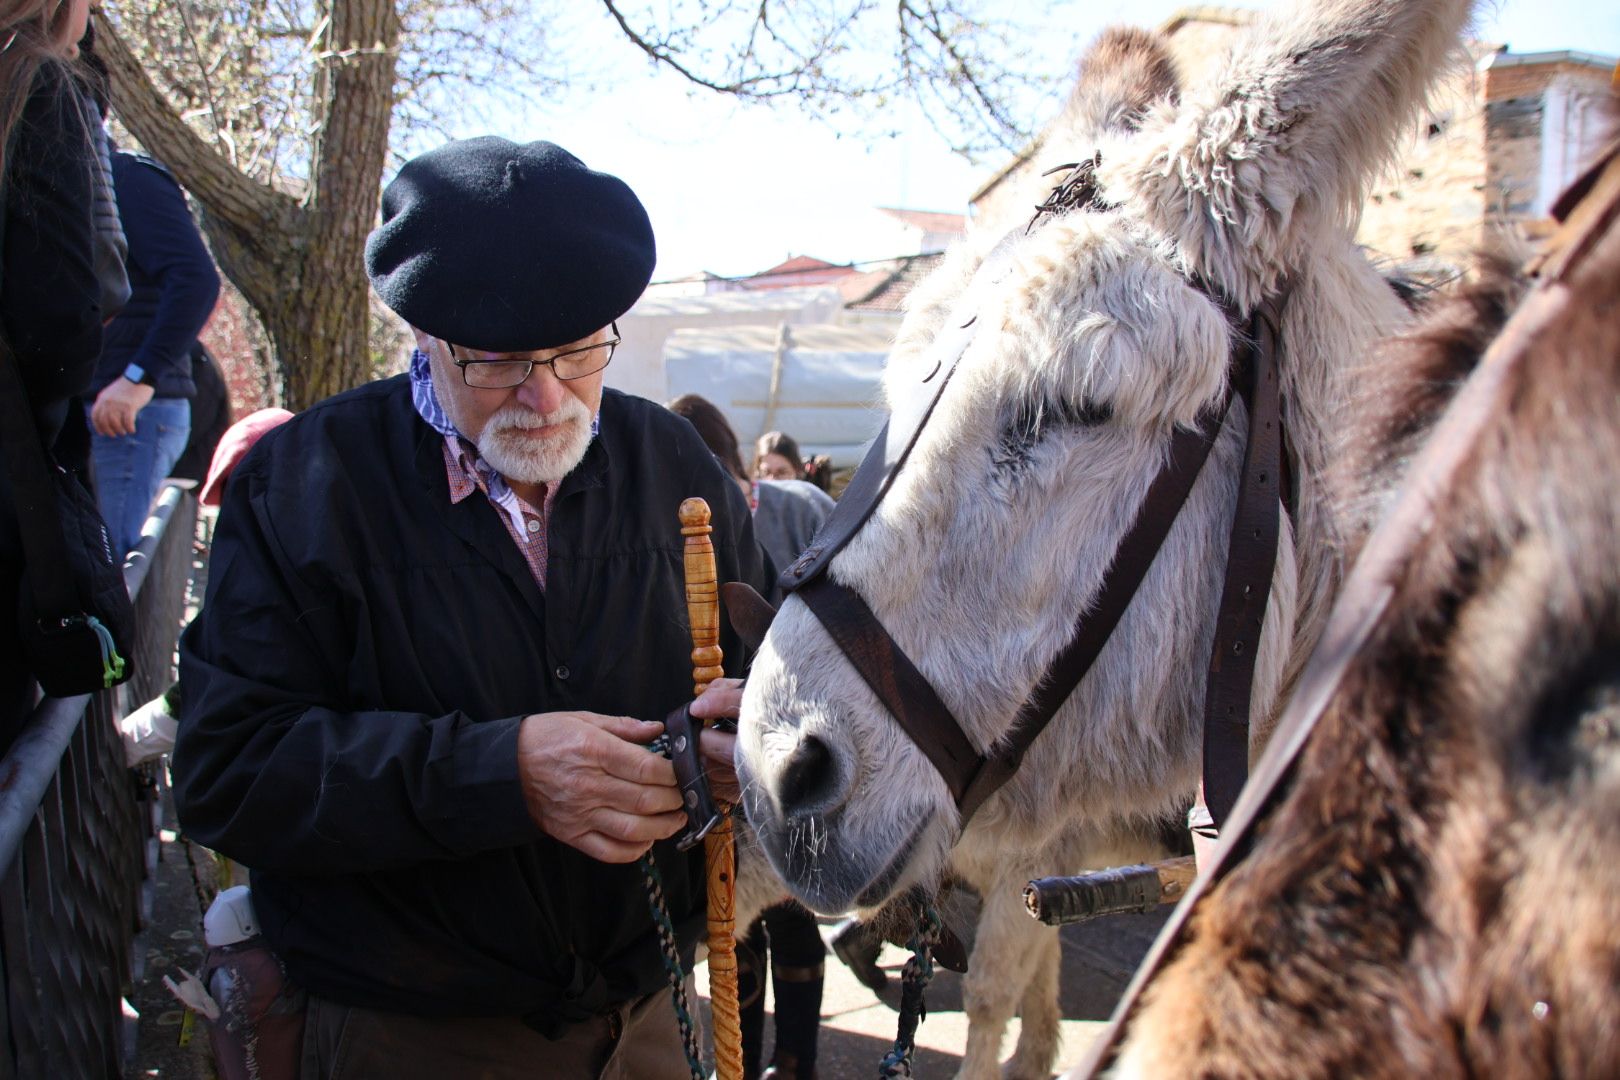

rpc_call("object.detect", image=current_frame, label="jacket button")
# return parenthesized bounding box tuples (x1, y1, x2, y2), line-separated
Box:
(554, 665, 570, 680)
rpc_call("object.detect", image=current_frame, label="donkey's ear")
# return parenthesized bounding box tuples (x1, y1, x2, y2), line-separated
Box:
(1063, 26, 1181, 137)
(721, 582, 778, 652)
(1108, 0, 1478, 309)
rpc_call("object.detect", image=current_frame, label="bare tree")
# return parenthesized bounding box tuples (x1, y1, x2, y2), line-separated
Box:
(98, 0, 1053, 408)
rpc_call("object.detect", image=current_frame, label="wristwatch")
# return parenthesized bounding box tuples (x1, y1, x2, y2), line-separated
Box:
(122, 363, 156, 387)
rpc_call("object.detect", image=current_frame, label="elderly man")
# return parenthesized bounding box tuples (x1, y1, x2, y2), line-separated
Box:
(175, 138, 769, 1078)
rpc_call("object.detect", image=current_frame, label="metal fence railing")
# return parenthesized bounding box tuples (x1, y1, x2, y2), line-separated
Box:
(0, 483, 198, 1079)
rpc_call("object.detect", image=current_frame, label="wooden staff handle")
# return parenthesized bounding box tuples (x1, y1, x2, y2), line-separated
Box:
(680, 498, 742, 1080)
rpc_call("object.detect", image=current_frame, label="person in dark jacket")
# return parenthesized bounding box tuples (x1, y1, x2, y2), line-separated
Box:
(0, 0, 106, 733)
(175, 137, 771, 1078)
(86, 148, 220, 558)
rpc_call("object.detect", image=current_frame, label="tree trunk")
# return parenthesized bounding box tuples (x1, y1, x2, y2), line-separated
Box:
(95, 2, 401, 411)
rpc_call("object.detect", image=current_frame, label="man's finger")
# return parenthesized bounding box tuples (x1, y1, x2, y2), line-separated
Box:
(698, 728, 740, 804)
(573, 832, 652, 864)
(592, 807, 686, 845)
(690, 679, 744, 722)
(586, 713, 666, 744)
(589, 775, 683, 817)
(589, 728, 678, 787)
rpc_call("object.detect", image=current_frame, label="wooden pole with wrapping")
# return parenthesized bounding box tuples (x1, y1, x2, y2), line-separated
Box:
(680, 498, 743, 1080)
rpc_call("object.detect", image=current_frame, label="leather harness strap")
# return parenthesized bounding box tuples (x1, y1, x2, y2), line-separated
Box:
(1201, 297, 1285, 826)
(796, 576, 984, 806)
(780, 237, 1023, 592)
(799, 403, 1234, 819)
(789, 297, 1283, 827)
(976, 396, 1240, 823)
(776, 181, 1288, 832)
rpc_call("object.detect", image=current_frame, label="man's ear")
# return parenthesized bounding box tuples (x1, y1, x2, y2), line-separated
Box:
(410, 325, 435, 354)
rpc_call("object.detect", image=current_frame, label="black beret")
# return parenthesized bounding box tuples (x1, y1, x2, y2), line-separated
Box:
(365, 138, 655, 352)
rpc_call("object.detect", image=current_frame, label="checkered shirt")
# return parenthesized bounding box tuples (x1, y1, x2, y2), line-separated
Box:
(409, 349, 559, 588)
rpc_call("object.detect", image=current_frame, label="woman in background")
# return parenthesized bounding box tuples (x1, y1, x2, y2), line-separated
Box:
(0, 0, 108, 735)
(754, 429, 833, 495)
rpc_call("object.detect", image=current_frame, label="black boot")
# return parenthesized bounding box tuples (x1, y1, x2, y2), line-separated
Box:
(738, 922, 768, 1080)
(762, 960, 822, 1080)
(829, 917, 886, 993)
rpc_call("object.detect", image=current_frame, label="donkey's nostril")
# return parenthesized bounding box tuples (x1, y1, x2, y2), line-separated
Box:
(778, 734, 836, 813)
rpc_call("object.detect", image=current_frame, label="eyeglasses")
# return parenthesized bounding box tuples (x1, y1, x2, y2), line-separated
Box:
(448, 323, 620, 388)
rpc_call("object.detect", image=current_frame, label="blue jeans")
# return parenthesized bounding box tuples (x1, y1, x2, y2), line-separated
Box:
(91, 396, 191, 559)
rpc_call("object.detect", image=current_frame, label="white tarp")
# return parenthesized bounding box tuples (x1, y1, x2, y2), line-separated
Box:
(609, 286, 847, 402)
(663, 323, 896, 468)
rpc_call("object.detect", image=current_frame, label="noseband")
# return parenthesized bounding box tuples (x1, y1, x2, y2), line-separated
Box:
(778, 162, 1288, 828)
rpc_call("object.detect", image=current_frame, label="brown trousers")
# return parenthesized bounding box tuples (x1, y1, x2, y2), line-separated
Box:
(299, 979, 701, 1080)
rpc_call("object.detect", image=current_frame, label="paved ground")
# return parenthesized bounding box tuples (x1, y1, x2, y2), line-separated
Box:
(125, 795, 222, 1080)
(695, 909, 1166, 1078)
(126, 790, 1167, 1080)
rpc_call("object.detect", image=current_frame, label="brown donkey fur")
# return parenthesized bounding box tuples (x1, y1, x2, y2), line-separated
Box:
(1106, 134, 1620, 1078)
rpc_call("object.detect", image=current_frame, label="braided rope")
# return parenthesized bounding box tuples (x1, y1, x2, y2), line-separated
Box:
(640, 851, 705, 1080)
(641, 732, 705, 1080)
(878, 903, 942, 1078)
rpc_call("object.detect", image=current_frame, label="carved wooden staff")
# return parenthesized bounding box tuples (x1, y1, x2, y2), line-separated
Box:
(680, 498, 743, 1080)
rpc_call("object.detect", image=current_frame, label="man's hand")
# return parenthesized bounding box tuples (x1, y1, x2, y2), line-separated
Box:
(517, 711, 685, 863)
(691, 677, 744, 805)
(91, 378, 155, 437)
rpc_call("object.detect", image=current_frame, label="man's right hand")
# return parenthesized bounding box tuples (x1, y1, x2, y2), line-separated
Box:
(516, 712, 686, 864)
(91, 377, 155, 437)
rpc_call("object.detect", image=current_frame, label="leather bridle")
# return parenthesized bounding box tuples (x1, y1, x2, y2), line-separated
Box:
(776, 162, 1289, 830)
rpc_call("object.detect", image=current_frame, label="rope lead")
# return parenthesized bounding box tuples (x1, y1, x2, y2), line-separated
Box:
(879, 903, 942, 1078)
(641, 731, 705, 1080)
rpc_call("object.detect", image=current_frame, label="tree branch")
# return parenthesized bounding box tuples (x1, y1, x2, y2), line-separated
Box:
(94, 9, 299, 238)
(599, 0, 814, 98)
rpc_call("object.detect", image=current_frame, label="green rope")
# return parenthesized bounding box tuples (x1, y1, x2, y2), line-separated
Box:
(87, 616, 125, 686)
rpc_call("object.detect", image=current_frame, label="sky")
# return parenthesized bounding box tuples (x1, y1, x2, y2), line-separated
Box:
(455, 1, 1619, 284)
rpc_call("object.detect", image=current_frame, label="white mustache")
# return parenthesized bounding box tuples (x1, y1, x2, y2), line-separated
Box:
(489, 399, 585, 433)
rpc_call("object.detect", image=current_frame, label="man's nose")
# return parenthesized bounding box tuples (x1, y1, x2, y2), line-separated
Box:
(514, 361, 567, 413)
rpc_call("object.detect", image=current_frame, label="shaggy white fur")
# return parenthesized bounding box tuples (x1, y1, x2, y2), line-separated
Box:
(736, 2, 1477, 1076)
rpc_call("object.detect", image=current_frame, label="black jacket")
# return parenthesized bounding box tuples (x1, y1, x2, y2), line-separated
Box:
(175, 377, 769, 1024)
(1, 63, 106, 726)
(1, 64, 104, 451)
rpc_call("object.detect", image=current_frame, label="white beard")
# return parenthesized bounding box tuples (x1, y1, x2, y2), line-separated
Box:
(475, 396, 594, 485)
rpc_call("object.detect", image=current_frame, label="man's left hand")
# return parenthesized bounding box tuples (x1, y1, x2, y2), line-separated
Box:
(91, 378, 155, 437)
(691, 676, 744, 805)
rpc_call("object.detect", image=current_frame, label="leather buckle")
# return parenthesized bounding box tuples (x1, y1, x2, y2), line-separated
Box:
(663, 703, 721, 851)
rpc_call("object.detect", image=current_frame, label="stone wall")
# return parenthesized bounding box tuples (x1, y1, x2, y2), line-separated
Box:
(1357, 56, 1493, 271)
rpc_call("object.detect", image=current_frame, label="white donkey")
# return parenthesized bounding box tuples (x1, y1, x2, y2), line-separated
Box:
(734, 1, 1480, 1077)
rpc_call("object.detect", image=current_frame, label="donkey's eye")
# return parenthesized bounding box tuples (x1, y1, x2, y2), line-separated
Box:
(992, 396, 1113, 475)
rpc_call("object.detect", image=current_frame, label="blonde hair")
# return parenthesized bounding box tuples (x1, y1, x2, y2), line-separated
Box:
(0, 1, 83, 182)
